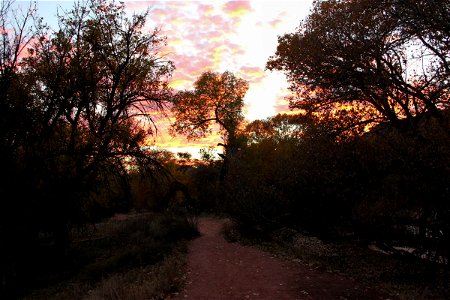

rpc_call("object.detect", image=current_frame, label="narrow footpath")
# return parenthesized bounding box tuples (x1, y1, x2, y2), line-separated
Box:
(173, 217, 392, 300)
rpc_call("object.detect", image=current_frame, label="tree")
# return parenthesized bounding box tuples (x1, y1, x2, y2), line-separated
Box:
(267, 0, 450, 134)
(0, 0, 36, 164)
(391, 0, 450, 76)
(244, 113, 323, 144)
(1, 1, 173, 293)
(171, 71, 248, 157)
(1, 1, 40, 296)
(19, 0, 174, 226)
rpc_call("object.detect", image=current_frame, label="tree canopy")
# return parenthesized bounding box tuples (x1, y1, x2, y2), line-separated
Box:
(0, 0, 173, 245)
(171, 71, 248, 154)
(267, 0, 450, 134)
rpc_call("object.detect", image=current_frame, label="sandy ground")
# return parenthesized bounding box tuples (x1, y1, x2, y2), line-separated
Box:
(172, 217, 393, 300)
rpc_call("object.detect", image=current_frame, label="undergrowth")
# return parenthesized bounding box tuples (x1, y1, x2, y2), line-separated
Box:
(21, 211, 198, 300)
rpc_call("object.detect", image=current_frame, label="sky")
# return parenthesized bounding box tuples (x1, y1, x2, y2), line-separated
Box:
(19, 0, 315, 157)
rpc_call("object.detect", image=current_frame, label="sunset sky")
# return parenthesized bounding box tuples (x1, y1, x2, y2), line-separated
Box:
(22, 0, 315, 157)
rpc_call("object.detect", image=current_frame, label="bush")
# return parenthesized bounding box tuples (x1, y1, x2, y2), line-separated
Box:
(15, 212, 198, 299)
(223, 111, 450, 268)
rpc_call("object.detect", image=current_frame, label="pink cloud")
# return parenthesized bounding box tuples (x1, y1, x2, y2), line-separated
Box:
(197, 3, 215, 16)
(151, 11, 245, 89)
(123, 1, 152, 12)
(223, 1, 252, 17)
(268, 18, 283, 28)
(124, 1, 259, 148)
(124, 1, 253, 86)
(239, 66, 265, 85)
(266, 11, 288, 29)
(273, 91, 294, 115)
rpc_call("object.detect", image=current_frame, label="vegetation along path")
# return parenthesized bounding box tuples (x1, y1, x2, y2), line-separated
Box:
(173, 217, 392, 300)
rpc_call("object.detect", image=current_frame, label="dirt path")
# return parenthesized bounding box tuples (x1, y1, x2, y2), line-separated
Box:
(173, 217, 392, 300)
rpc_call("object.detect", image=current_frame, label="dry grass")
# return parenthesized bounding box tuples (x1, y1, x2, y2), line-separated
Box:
(25, 247, 187, 300)
(83, 247, 187, 300)
(21, 212, 197, 300)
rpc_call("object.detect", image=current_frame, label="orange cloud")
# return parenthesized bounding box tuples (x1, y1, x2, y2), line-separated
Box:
(273, 90, 293, 115)
(149, 116, 224, 159)
(239, 66, 265, 83)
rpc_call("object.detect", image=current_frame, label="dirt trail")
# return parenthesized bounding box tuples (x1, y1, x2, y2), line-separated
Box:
(173, 217, 392, 300)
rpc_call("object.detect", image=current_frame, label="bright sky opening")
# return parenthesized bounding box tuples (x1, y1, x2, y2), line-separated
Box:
(20, 0, 315, 158)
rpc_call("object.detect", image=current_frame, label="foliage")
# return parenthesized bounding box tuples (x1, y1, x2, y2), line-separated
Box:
(225, 111, 450, 264)
(0, 1, 174, 297)
(225, 113, 345, 235)
(21, 212, 198, 300)
(128, 148, 221, 213)
(259, 1, 450, 263)
(128, 150, 175, 211)
(267, 0, 450, 134)
(177, 151, 192, 161)
(171, 71, 248, 155)
(1, 0, 449, 297)
(199, 147, 217, 162)
(185, 163, 220, 212)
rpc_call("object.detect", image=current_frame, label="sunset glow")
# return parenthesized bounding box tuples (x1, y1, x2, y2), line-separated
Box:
(31, 0, 314, 157)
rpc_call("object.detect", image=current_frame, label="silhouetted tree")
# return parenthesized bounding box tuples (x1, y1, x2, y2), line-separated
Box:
(171, 71, 248, 179)
(391, 0, 450, 76)
(19, 0, 173, 226)
(225, 113, 349, 234)
(0, 1, 173, 296)
(171, 71, 248, 155)
(267, 0, 450, 134)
